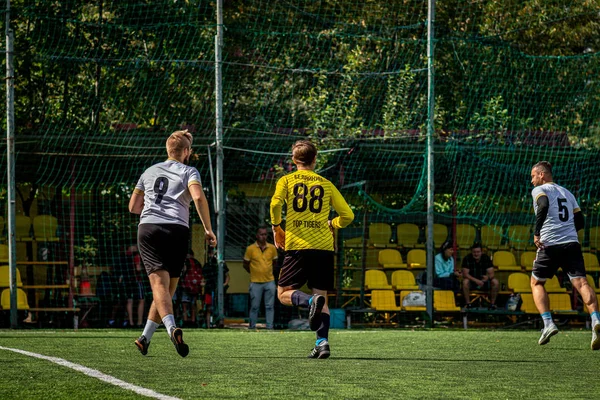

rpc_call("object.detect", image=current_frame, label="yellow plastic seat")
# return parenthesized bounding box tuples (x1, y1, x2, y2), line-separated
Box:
(391, 270, 419, 291)
(545, 276, 567, 293)
(456, 224, 476, 249)
(519, 293, 539, 313)
(586, 275, 600, 294)
(344, 237, 364, 248)
(508, 272, 531, 293)
(433, 290, 460, 311)
(33, 215, 59, 242)
(583, 253, 600, 272)
(492, 250, 521, 271)
(399, 290, 426, 311)
(396, 223, 421, 248)
(378, 249, 407, 269)
(480, 225, 506, 250)
(0, 245, 8, 263)
(406, 249, 426, 270)
(369, 223, 392, 248)
(15, 215, 33, 241)
(0, 266, 23, 288)
(508, 225, 533, 250)
(520, 251, 537, 272)
(371, 290, 401, 311)
(365, 270, 392, 290)
(589, 227, 600, 250)
(0, 288, 30, 310)
(426, 224, 448, 247)
(548, 293, 574, 312)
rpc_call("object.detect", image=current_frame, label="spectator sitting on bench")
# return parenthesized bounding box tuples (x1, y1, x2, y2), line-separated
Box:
(462, 243, 499, 309)
(434, 240, 461, 291)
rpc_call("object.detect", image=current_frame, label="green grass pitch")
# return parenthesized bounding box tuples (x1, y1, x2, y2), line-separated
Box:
(0, 328, 598, 399)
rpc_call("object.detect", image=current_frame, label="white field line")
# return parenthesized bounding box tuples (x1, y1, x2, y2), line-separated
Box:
(0, 346, 182, 400)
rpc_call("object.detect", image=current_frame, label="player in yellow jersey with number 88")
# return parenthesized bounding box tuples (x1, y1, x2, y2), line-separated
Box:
(270, 140, 354, 359)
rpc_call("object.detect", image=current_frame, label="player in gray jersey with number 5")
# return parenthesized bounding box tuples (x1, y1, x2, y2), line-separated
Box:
(129, 130, 217, 358)
(530, 161, 600, 349)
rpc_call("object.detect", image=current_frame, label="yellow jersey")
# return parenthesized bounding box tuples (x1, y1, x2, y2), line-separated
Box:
(270, 169, 354, 251)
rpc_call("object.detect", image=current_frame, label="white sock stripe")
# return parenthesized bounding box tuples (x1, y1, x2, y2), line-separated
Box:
(0, 346, 181, 400)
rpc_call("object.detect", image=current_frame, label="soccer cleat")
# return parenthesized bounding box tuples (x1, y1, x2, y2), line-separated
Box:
(307, 340, 330, 359)
(538, 325, 559, 345)
(308, 295, 325, 331)
(170, 327, 189, 358)
(591, 324, 600, 350)
(134, 335, 150, 356)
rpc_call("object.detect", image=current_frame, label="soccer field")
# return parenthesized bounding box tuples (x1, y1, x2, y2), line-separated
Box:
(0, 329, 598, 399)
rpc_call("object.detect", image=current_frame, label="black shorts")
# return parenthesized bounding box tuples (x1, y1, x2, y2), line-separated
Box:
(278, 250, 335, 291)
(532, 242, 586, 280)
(138, 223, 189, 277)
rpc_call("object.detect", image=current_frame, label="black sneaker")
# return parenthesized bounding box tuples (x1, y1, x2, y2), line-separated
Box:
(308, 295, 325, 331)
(308, 340, 330, 359)
(170, 328, 189, 358)
(134, 335, 150, 356)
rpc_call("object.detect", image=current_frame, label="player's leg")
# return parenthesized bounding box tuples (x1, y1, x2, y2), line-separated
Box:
(306, 250, 333, 359)
(531, 247, 558, 345)
(277, 250, 310, 307)
(564, 243, 600, 349)
(264, 280, 276, 330)
(135, 275, 169, 356)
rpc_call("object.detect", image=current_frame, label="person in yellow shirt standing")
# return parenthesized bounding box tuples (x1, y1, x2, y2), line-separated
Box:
(270, 140, 354, 359)
(243, 227, 278, 330)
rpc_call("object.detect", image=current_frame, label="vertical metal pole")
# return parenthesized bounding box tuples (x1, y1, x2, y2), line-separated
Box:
(215, 0, 225, 326)
(6, 0, 18, 329)
(425, 0, 436, 324)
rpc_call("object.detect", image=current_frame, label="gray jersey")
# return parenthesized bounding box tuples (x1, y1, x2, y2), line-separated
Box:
(135, 160, 201, 227)
(531, 182, 580, 246)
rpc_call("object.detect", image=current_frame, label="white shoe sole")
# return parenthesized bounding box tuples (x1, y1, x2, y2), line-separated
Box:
(591, 324, 600, 351)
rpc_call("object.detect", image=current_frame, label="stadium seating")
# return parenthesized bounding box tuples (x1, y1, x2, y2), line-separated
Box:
(589, 227, 600, 250)
(519, 293, 539, 313)
(15, 215, 33, 241)
(369, 223, 392, 248)
(33, 214, 59, 242)
(426, 224, 448, 247)
(370, 290, 401, 311)
(492, 251, 521, 271)
(396, 223, 421, 248)
(508, 225, 534, 250)
(399, 290, 426, 311)
(583, 253, 600, 272)
(480, 225, 506, 251)
(455, 224, 477, 249)
(548, 293, 574, 312)
(433, 290, 461, 311)
(507, 272, 531, 293)
(520, 251, 537, 271)
(365, 270, 392, 290)
(378, 249, 407, 269)
(0, 288, 30, 310)
(0, 244, 8, 263)
(0, 265, 23, 288)
(344, 236, 364, 248)
(586, 275, 600, 294)
(391, 270, 419, 291)
(406, 249, 426, 269)
(545, 276, 567, 293)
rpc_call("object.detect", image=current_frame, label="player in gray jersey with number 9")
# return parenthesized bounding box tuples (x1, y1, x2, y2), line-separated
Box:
(530, 161, 600, 349)
(129, 130, 217, 358)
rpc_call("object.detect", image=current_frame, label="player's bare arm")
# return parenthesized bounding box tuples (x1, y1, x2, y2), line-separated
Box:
(189, 183, 217, 247)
